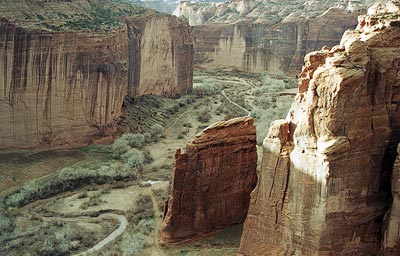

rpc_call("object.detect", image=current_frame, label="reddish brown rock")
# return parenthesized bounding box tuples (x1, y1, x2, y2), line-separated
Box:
(239, 3, 400, 255)
(161, 117, 258, 243)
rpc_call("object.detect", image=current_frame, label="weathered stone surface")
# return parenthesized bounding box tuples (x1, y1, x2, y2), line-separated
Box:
(239, 3, 400, 255)
(0, 1, 193, 150)
(193, 8, 361, 75)
(161, 116, 258, 243)
(383, 144, 400, 256)
(126, 14, 193, 97)
(176, 0, 373, 75)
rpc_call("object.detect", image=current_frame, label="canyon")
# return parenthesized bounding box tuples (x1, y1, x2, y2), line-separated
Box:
(0, 0, 193, 150)
(176, 0, 374, 74)
(159, 1, 400, 255)
(2, 0, 400, 255)
(161, 116, 258, 243)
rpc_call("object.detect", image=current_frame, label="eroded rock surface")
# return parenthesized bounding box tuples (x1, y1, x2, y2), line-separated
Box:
(384, 144, 400, 256)
(194, 8, 360, 74)
(0, 0, 193, 150)
(161, 116, 257, 243)
(239, 3, 400, 255)
(176, 0, 374, 74)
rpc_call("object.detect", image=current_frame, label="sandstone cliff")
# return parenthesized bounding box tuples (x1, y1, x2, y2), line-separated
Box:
(0, 0, 193, 150)
(161, 117, 257, 243)
(194, 8, 361, 74)
(384, 144, 400, 255)
(176, 0, 373, 74)
(239, 2, 400, 255)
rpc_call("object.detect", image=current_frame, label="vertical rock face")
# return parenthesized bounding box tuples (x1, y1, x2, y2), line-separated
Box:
(0, 9, 193, 150)
(127, 14, 193, 98)
(0, 20, 128, 149)
(161, 117, 258, 243)
(239, 3, 400, 255)
(193, 8, 361, 75)
(384, 144, 400, 255)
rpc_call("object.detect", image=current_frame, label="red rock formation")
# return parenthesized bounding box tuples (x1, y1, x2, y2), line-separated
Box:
(0, 3, 193, 150)
(239, 2, 400, 255)
(161, 117, 257, 243)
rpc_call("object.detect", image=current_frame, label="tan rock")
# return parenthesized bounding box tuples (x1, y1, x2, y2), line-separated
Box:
(0, 2, 193, 150)
(239, 8, 400, 256)
(161, 117, 258, 243)
(192, 8, 360, 75)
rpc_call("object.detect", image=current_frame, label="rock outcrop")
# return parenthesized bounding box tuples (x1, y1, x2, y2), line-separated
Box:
(239, 2, 400, 255)
(0, 0, 193, 150)
(161, 116, 257, 243)
(176, 0, 374, 74)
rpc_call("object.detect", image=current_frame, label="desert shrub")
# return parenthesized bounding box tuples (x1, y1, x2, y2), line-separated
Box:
(120, 133, 145, 148)
(38, 234, 71, 256)
(0, 212, 16, 235)
(120, 232, 150, 256)
(197, 108, 211, 123)
(256, 97, 272, 109)
(256, 130, 267, 145)
(111, 138, 130, 158)
(150, 124, 164, 136)
(3, 164, 137, 208)
(143, 149, 153, 164)
(192, 80, 219, 97)
(127, 195, 154, 224)
(149, 124, 164, 142)
(143, 132, 152, 143)
(182, 122, 192, 128)
(251, 109, 263, 119)
(262, 73, 286, 92)
(121, 149, 144, 169)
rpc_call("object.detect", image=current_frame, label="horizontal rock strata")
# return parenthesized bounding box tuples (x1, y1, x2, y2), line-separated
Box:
(161, 116, 258, 243)
(193, 8, 361, 75)
(0, 1, 193, 150)
(239, 2, 400, 255)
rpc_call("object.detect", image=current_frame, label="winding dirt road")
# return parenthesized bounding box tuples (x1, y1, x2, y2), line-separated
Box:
(74, 213, 128, 256)
(146, 187, 166, 256)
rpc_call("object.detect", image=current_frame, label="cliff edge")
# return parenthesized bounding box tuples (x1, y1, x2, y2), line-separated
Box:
(0, 0, 193, 150)
(239, 2, 400, 255)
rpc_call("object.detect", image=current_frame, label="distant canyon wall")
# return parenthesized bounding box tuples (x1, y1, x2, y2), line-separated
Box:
(193, 8, 362, 75)
(0, 14, 193, 150)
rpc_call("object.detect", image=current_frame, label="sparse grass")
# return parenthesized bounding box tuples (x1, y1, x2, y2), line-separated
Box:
(127, 195, 154, 225)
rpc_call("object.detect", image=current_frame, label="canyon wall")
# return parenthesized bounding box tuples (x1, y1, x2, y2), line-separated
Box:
(193, 8, 362, 75)
(384, 144, 400, 255)
(0, 2, 193, 150)
(127, 14, 193, 97)
(239, 2, 400, 255)
(161, 117, 257, 243)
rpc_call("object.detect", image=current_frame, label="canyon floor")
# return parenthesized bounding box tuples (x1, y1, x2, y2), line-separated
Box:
(0, 70, 296, 256)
